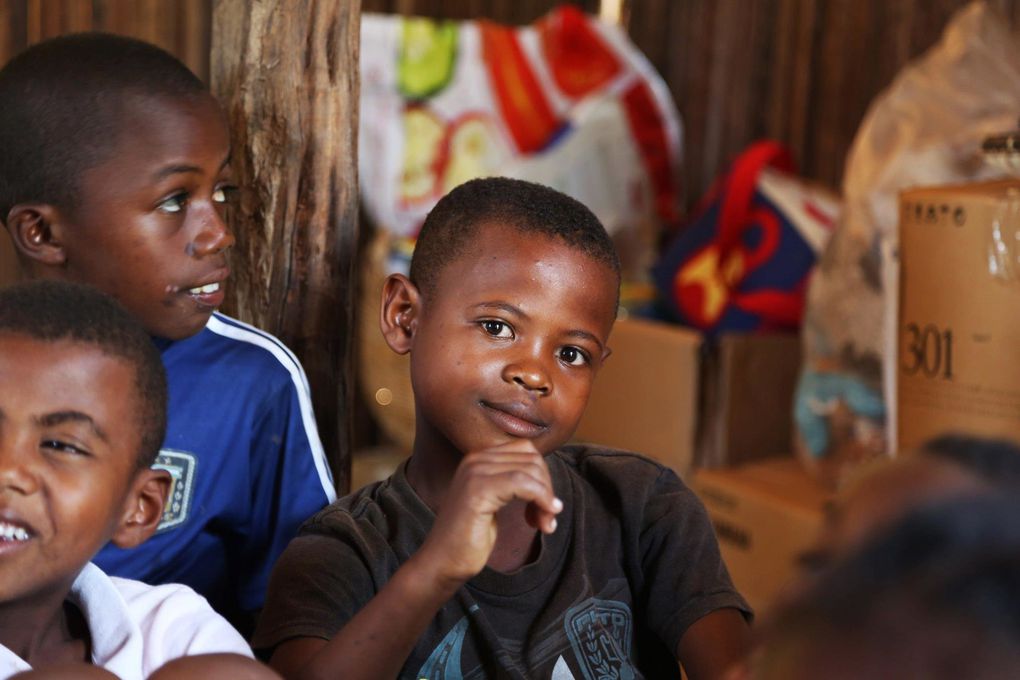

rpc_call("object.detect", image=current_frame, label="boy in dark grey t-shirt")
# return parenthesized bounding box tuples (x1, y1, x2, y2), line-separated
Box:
(254, 178, 751, 679)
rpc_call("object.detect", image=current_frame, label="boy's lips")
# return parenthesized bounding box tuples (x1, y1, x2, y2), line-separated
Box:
(186, 282, 226, 308)
(480, 400, 549, 438)
(178, 268, 230, 308)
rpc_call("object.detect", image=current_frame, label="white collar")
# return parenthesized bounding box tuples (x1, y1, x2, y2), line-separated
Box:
(0, 563, 142, 679)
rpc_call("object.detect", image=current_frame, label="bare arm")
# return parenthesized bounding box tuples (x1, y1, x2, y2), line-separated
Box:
(676, 609, 752, 680)
(269, 551, 460, 680)
(269, 442, 561, 680)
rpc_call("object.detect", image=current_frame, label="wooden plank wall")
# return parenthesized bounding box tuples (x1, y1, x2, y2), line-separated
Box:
(0, 0, 211, 80)
(364, 0, 1020, 206)
(3, 0, 1018, 205)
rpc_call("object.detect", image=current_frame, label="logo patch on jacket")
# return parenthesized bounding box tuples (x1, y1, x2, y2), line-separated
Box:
(153, 449, 197, 533)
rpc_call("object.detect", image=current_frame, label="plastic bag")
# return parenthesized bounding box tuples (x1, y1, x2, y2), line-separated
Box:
(794, 1, 1020, 486)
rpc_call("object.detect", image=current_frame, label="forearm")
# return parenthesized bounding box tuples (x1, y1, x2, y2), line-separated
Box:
(287, 552, 462, 680)
(676, 608, 752, 680)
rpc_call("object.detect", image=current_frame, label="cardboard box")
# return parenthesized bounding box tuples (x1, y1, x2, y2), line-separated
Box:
(575, 318, 801, 474)
(697, 333, 801, 469)
(575, 316, 702, 474)
(898, 181, 1020, 451)
(692, 458, 831, 615)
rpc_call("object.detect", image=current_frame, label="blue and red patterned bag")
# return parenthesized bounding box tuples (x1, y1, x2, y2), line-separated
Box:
(652, 141, 838, 335)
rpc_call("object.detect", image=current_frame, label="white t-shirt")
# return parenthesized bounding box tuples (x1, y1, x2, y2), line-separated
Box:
(0, 562, 252, 679)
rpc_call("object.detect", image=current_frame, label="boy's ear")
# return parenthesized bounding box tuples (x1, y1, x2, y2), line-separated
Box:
(380, 273, 422, 355)
(6, 204, 67, 267)
(110, 468, 172, 549)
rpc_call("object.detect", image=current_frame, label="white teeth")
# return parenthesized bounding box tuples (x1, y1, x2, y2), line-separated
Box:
(188, 282, 220, 295)
(0, 522, 30, 541)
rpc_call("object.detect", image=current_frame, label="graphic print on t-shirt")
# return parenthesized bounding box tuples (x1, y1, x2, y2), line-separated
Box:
(153, 449, 197, 532)
(416, 614, 472, 679)
(551, 656, 576, 679)
(564, 599, 636, 680)
(413, 598, 636, 679)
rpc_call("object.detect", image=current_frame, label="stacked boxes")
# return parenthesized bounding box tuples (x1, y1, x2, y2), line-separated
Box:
(574, 317, 802, 475)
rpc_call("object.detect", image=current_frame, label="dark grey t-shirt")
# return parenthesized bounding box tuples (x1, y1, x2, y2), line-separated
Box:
(253, 445, 750, 679)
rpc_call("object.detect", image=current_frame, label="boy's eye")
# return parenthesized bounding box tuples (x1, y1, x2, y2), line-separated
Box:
(213, 185, 238, 204)
(559, 346, 589, 366)
(41, 440, 89, 456)
(157, 193, 187, 214)
(481, 320, 513, 339)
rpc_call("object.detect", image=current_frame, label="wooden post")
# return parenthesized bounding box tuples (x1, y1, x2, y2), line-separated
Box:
(210, 0, 360, 495)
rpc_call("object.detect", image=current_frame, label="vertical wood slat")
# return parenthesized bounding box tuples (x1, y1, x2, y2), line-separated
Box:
(0, 1, 28, 65)
(25, 0, 41, 43)
(61, 0, 93, 34)
(211, 0, 362, 494)
(180, 0, 211, 82)
(362, 0, 599, 22)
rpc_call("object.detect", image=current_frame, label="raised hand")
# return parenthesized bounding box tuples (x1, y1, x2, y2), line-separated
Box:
(417, 440, 563, 586)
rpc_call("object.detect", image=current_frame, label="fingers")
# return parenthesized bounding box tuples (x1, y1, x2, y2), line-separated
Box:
(525, 496, 562, 534)
(459, 461, 559, 518)
(420, 443, 564, 583)
(456, 445, 561, 527)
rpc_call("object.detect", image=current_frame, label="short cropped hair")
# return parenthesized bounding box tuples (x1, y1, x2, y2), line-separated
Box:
(409, 178, 621, 297)
(0, 281, 167, 468)
(0, 32, 207, 221)
(761, 495, 1020, 679)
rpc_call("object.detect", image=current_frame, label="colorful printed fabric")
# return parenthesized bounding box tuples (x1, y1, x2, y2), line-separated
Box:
(360, 7, 683, 279)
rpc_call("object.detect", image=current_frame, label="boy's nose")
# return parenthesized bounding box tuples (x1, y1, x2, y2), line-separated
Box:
(190, 210, 235, 257)
(0, 446, 40, 496)
(502, 361, 551, 394)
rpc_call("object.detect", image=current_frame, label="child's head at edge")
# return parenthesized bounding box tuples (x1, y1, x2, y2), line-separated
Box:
(0, 280, 171, 606)
(381, 177, 622, 460)
(0, 32, 236, 341)
(808, 434, 1020, 564)
(749, 495, 1020, 679)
